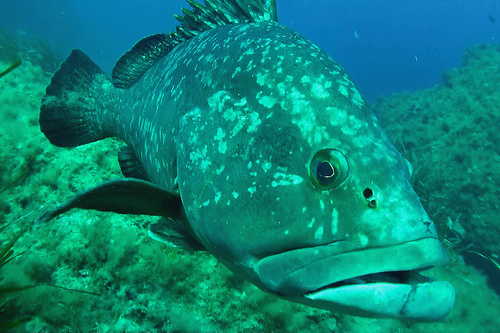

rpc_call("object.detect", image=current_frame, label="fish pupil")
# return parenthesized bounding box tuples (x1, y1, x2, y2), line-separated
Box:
(318, 161, 335, 179)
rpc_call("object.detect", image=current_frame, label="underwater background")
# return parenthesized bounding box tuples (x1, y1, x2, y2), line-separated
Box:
(1, 0, 500, 332)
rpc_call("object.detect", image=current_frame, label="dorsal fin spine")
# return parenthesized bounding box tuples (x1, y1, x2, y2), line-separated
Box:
(177, 8, 197, 29)
(206, 0, 237, 24)
(188, 0, 218, 27)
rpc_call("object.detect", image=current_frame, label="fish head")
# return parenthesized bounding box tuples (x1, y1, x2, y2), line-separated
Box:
(176, 23, 454, 321)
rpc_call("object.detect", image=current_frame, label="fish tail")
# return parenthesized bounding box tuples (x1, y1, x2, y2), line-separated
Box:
(40, 49, 115, 147)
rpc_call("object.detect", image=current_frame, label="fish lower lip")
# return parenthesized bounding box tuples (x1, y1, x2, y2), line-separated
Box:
(302, 274, 455, 322)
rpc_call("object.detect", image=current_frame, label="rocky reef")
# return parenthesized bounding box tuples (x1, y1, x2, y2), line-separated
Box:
(1, 28, 500, 331)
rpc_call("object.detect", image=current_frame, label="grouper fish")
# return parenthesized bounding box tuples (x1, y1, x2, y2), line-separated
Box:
(39, 0, 455, 321)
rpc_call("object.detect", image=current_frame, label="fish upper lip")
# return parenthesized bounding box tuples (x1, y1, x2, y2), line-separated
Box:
(255, 237, 449, 297)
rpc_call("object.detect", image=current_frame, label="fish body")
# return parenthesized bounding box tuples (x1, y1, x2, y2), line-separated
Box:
(39, 0, 455, 321)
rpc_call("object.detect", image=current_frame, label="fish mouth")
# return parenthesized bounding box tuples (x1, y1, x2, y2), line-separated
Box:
(310, 268, 435, 291)
(301, 268, 455, 322)
(255, 237, 455, 321)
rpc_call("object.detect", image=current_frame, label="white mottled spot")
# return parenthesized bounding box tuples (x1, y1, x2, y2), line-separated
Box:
(218, 141, 227, 154)
(243, 47, 254, 55)
(352, 88, 365, 108)
(314, 226, 324, 240)
(256, 72, 268, 86)
(261, 160, 272, 172)
(189, 145, 211, 172)
(320, 200, 325, 210)
(301, 75, 310, 84)
(238, 25, 251, 33)
(214, 128, 226, 140)
(248, 186, 257, 197)
(358, 234, 369, 246)
(288, 87, 306, 113)
(246, 59, 255, 71)
(230, 116, 246, 137)
(271, 173, 304, 187)
(302, 207, 307, 213)
(232, 191, 239, 199)
(231, 67, 241, 78)
(234, 97, 247, 107)
(327, 106, 347, 126)
(214, 192, 221, 203)
(338, 84, 349, 98)
(258, 95, 277, 109)
(247, 161, 252, 169)
(332, 209, 339, 234)
(208, 91, 229, 113)
(312, 83, 329, 99)
(277, 82, 288, 96)
(247, 112, 261, 132)
(284, 229, 289, 235)
(222, 107, 237, 122)
(202, 199, 210, 207)
(307, 217, 315, 228)
(216, 165, 225, 175)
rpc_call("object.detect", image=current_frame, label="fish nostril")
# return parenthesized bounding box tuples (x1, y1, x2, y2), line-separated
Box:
(363, 188, 377, 208)
(367, 199, 377, 208)
(363, 188, 373, 199)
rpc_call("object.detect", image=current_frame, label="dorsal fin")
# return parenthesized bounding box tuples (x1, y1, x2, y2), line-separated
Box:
(112, 34, 174, 89)
(174, 0, 278, 42)
(112, 0, 278, 89)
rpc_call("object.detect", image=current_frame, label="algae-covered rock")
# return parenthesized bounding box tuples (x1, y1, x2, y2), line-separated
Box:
(373, 44, 500, 331)
(374, 43, 500, 259)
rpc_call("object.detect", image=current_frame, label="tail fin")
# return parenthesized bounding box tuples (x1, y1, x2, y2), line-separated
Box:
(40, 49, 114, 147)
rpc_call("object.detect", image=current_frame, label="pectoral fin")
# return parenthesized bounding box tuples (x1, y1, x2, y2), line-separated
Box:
(149, 217, 205, 251)
(39, 178, 184, 223)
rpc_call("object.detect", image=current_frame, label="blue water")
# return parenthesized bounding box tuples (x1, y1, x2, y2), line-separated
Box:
(2, 0, 499, 102)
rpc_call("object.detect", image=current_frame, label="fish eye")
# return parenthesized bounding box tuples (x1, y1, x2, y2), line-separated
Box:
(309, 149, 349, 190)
